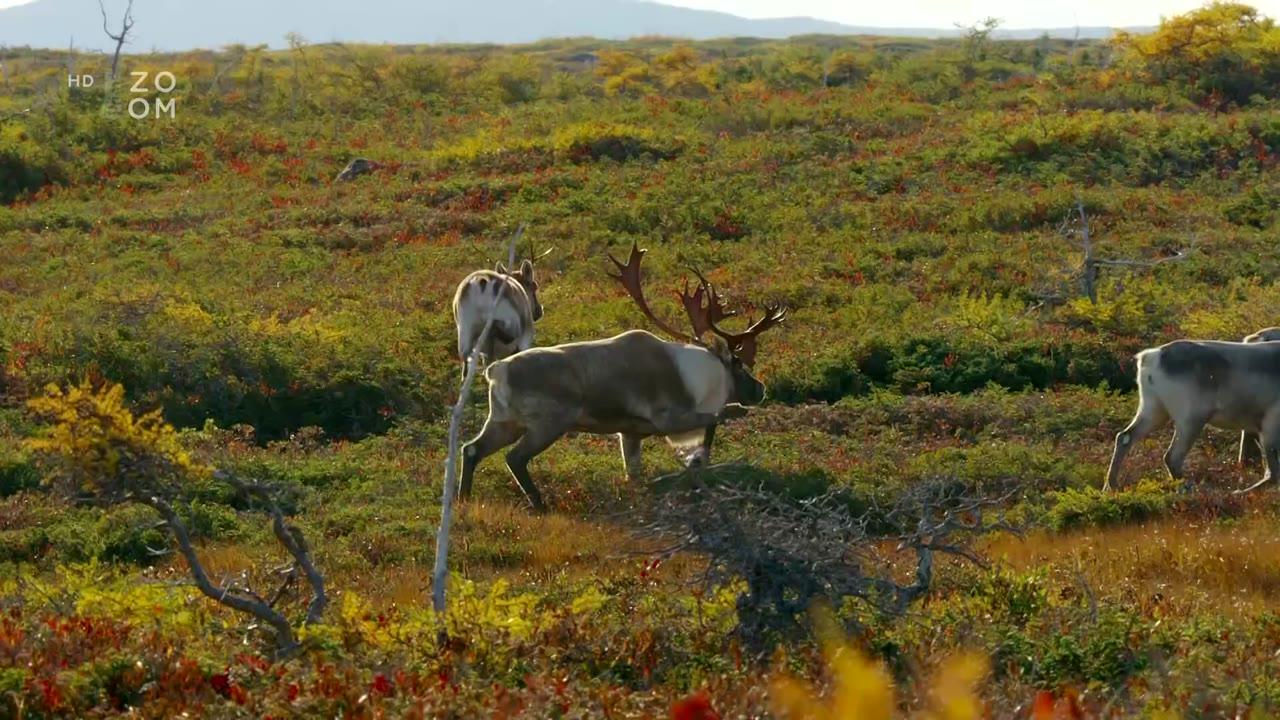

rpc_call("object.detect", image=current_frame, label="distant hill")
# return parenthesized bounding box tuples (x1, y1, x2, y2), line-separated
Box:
(0, 0, 1137, 51)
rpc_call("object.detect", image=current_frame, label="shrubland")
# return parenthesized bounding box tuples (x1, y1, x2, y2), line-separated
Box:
(2, 3, 1280, 716)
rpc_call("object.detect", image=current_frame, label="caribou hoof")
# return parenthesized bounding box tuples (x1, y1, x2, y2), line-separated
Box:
(684, 448, 709, 469)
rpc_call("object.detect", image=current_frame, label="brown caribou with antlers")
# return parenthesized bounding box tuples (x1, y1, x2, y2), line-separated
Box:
(459, 243, 786, 512)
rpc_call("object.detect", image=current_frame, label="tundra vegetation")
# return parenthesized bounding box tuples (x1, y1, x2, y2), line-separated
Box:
(2, 2, 1280, 715)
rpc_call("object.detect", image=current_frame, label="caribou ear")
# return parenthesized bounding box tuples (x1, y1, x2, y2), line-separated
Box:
(495, 261, 508, 274)
(710, 335, 734, 363)
(519, 259, 534, 278)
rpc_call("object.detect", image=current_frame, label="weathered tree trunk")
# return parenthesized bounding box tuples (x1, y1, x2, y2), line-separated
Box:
(98, 0, 135, 86)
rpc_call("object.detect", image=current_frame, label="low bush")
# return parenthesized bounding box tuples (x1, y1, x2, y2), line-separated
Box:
(1045, 479, 1176, 530)
(0, 136, 66, 203)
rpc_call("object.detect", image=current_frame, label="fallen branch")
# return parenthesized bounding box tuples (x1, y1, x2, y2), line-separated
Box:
(0, 108, 29, 125)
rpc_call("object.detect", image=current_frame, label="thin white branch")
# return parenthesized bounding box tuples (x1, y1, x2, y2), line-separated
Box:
(433, 228, 523, 615)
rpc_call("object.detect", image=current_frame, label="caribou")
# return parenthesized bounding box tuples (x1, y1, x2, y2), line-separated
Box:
(1105, 335, 1280, 493)
(1239, 327, 1280, 472)
(458, 243, 786, 512)
(451, 240, 549, 378)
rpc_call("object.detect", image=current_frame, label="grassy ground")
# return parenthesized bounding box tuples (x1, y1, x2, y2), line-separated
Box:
(3, 7, 1280, 717)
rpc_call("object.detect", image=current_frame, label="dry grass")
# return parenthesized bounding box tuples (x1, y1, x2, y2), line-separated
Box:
(453, 501, 636, 582)
(989, 511, 1280, 619)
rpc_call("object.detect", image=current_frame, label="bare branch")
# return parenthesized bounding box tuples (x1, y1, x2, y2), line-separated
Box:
(0, 108, 29, 125)
(98, 0, 135, 83)
(217, 471, 329, 626)
(631, 469, 1020, 650)
(137, 494, 299, 653)
(1058, 195, 1196, 305)
(433, 226, 524, 617)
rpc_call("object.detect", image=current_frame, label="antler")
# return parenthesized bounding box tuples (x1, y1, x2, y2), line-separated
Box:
(607, 243, 697, 342)
(608, 243, 787, 365)
(705, 303, 787, 368)
(679, 270, 736, 339)
(526, 235, 554, 264)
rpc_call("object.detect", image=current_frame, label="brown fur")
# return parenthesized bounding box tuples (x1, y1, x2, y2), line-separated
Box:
(458, 330, 764, 512)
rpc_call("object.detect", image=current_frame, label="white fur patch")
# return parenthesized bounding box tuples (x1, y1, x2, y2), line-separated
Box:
(661, 343, 730, 451)
(456, 276, 530, 357)
(664, 343, 731, 413)
(664, 429, 706, 451)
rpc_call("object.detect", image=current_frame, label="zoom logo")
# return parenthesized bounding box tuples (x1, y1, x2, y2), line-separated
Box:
(128, 71, 177, 120)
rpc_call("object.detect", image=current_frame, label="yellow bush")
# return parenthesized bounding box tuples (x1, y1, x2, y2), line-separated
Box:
(770, 607, 987, 720)
(26, 379, 207, 499)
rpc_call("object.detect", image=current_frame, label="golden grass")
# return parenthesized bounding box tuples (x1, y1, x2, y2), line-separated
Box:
(988, 512, 1280, 618)
(454, 501, 637, 582)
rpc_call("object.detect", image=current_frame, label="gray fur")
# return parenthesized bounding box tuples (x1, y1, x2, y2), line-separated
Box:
(1107, 337, 1280, 492)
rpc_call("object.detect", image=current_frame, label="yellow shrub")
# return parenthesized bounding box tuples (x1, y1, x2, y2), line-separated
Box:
(770, 607, 987, 720)
(26, 379, 208, 499)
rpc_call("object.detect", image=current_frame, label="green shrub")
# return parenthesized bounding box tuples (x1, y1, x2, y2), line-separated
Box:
(1046, 479, 1176, 531)
(551, 122, 682, 163)
(0, 446, 39, 496)
(0, 136, 65, 203)
(1224, 184, 1280, 228)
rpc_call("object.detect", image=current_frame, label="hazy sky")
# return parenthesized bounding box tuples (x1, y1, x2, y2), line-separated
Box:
(0, 0, 1276, 29)
(661, 0, 1280, 28)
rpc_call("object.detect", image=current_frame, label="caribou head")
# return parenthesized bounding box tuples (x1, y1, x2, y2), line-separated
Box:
(497, 236, 553, 322)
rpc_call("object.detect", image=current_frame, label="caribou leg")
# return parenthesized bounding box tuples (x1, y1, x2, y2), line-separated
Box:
(460, 420, 523, 501)
(1163, 416, 1207, 491)
(686, 425, 716, 469)
(504, 418, 573, 513)
(1264, 441, 1280, 491)
(619, 433, 644, 481)
(1241, 414, 1280, 493)
(1240, 430, 1264, 469)
(1105, 403, 1167, 491)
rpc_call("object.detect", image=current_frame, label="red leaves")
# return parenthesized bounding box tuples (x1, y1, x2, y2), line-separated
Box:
(1032, 689, 1085, 719)
(250, 133, 289, 155)
(35, 677, 64, 712)
(210, 669, 250, 705)
(209, 672, 232, 696)
(706, 208, 747, 241)
(638, 557, 663, 581)
(671, 691, 720, 720)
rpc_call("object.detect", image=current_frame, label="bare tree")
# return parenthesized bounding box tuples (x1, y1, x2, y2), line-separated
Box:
(98, 0, 136, 85)
(633, 470, 1018, 649)
(1060, 194, 1195, 304)
(287, 33, 308, 119)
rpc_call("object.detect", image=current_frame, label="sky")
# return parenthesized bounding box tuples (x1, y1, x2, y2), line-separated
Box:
(659, 0, 1280, 29)
(0, 0, 1277, 29)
